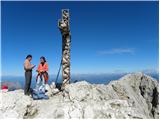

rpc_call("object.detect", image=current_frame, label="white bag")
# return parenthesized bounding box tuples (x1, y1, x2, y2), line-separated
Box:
(50, 82, 56, 89)
(45, 84, 51, 91)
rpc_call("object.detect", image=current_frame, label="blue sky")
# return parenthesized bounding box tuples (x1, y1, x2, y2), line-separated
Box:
(1, 1, 159, 76)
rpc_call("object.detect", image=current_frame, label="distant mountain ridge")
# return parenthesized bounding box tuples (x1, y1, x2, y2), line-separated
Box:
(1, 71, 159, 91)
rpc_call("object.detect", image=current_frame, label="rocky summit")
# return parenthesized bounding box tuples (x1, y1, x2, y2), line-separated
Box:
(0, 73, 159, 119)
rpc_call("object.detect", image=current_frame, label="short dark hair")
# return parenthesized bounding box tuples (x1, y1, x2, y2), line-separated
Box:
(26, 54, 32, 59)
(40, 56, 46, 62)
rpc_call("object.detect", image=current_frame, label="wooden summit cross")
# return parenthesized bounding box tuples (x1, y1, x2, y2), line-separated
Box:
(58, 9, 71, 89)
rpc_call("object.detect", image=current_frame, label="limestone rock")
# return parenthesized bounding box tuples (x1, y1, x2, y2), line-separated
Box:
(0, 90, 33, 118)
(45, 83, 60, 97)
(0, 73, 159, 119)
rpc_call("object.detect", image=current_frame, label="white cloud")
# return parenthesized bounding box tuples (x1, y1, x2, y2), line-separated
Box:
(97, 48, 135, 55)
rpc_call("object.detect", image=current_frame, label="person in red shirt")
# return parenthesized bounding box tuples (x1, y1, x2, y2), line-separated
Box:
(36, 56, 49, 90)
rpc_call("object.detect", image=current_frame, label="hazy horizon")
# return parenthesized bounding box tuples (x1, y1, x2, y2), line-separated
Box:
(1, 69, 159, 77)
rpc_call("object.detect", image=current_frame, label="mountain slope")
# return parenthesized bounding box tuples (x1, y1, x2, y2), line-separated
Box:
(0, 73, 159, 119)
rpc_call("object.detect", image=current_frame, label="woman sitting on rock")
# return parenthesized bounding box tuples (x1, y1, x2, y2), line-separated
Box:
(36, 56, 49, 91)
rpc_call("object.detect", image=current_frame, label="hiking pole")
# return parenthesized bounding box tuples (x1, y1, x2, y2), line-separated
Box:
(55, 59, 62, 84)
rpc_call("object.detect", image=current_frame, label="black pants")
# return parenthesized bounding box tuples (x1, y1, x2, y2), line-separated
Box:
(24, 71, 32, 95)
